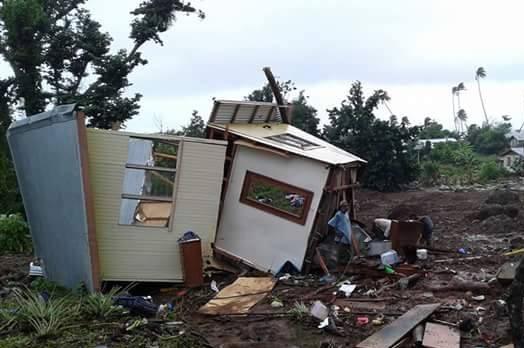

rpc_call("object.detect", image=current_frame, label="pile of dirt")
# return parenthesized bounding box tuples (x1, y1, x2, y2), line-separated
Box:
(485, 189, 520, 205)
(478, 204, 520, 220)
(387, 204, 424, 220)
(480, 215, 519, 235)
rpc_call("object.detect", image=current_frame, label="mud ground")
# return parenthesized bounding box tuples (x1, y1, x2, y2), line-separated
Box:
(1, 189, 523, 347)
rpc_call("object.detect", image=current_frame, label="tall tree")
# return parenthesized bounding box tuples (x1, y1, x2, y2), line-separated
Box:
(419, 117, 454, 139)
(457, 108, 468, 133)
(475, 67, 489, 125)
(451, 86, 457, 133)
(175, 110, 205, 138)
(0, 0, 203, 128)
(323, 81, 420, 191)
(290, 91, 319, 136)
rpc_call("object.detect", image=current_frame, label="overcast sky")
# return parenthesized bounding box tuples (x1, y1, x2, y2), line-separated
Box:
(6, 0, 524, 132)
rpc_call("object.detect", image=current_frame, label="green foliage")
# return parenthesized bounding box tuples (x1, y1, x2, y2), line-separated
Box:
(421, 161, 440, 186)
(0, 0, 202, 126)
(479, 160, 507, 182)
(419, 117, 455, 139)
(29, 278, 71, 298)
(290, 91, 320, 136)
(13, 289, 79, 337)
(175, 110, 205, 138)
(247, 180, 303, 215)
(466, 123, 510, 154)
(0, 214, 31, 254)
(82, 288, 125, 319)
(511, 158, 524, 176)
(323, 81, 420, 191)
(287, 301, 309, 321)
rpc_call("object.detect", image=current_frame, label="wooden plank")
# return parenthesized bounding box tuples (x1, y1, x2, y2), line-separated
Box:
(154, 152, 177, 160)
(422, 322, 460, 348)
(125, 163, 176, 173)
(263, 67, 289, 123)
(356, 303, 440, 348)
(265, 106, 275, 123)
(198, 277, 276, 315)
(335, 300, 386, 311)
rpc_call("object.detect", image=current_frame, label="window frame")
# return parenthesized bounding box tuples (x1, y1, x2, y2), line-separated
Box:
(118, 137, 180, 228)
(266, 133, 323, 151)
(239, 171, 313, 225)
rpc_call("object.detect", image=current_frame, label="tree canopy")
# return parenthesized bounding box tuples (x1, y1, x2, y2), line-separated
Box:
(323, 81, 420, 191)
(0, 0, 203, 127)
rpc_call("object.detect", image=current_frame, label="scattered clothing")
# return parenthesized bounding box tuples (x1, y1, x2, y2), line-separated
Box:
(328, 211, 352, 245)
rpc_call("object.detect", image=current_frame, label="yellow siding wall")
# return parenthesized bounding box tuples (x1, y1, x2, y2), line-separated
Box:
(86, 129, 226, 281)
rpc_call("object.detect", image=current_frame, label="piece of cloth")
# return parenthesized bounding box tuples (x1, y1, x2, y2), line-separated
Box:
(419, 215, 434, 241)
(374, 218, 392, 238)
(328, 210, 352, 245)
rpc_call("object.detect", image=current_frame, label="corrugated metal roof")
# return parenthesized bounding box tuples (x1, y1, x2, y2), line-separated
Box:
(501, 147, 524, 157)
(208, 122, 366, 165)
(508, 130, 524, 141)
(209, 100, 287, 124)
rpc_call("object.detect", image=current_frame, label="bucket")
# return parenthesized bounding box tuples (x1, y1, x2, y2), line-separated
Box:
(310, 301, 329, 320)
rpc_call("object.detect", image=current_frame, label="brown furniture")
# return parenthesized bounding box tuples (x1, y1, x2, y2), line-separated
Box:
(179, 238, 204, 288)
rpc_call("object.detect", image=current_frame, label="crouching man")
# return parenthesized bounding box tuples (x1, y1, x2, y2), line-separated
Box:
(328, 200, 360, 262)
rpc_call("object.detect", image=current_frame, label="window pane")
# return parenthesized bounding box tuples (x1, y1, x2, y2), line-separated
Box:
(122, 168, 175, 198)
(127, 138, 178, 168)
(240, 171, 313, 225)
(119, 199, 171, 227)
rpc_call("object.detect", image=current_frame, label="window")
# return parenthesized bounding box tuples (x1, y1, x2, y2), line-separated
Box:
(118, 138, 178, 227)
(266, 133, 321, 150)
(507, 156, 512, 167)
(239, 171, 313, 225)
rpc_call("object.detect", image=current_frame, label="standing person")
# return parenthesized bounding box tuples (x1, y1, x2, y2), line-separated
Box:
(328, 200, 360, 261)
(410, 214, 434, 247)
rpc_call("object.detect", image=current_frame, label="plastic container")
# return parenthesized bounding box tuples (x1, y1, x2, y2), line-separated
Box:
(416, 249, 428, 260)
(380, 250, 399, 266)
(367, 240, 392, 256)
(310, 301, 329, 320)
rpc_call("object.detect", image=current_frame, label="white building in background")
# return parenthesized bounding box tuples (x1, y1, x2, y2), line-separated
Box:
(499, 147, 524, 171)
(414, 137, 457, 150)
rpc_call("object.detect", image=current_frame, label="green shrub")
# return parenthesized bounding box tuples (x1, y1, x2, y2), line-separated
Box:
(479, 161, 507, 182)
(82, 287, 125, 319)
(0, 214, 32, 254)
(13, 289, 79, 337)
(421, 162, 440, 186)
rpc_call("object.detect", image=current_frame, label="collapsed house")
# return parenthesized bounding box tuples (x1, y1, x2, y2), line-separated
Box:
(7, 100, 365, 290)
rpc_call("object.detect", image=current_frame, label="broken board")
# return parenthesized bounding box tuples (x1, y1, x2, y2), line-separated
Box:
(356, 303, 440, 348)
(422, 322, 460, 348)
(198, 277, 276, 315)
(335, 299, 386, 311)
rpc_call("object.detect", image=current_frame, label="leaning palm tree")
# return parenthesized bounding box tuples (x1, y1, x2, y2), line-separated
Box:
(457, 109, 468, 134)
(475, 67, 489, 125)
(455, 82, 466, 110)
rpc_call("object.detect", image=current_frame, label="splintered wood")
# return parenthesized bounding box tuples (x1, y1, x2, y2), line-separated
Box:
(422, 322, 460, 348)
(356, 303, 440, 348)
(198, 277, 276, 315)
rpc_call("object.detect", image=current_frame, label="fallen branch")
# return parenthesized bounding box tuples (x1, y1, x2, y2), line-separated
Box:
(434, 256, 485, 263)
(376, 273, 421, 296)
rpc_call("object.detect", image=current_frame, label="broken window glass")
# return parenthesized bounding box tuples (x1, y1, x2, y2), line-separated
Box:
(239, 171, 313, 225)
(119, 137, 179, 227)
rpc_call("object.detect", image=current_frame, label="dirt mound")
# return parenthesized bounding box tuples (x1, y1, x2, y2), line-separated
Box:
(485, 190, 520, 205)
(478, 204, 520, 220)
(480, 215, 519, 235)
(387, 204, 424, 220)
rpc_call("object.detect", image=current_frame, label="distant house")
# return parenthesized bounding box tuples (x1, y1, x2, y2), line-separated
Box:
(507, 130, 524, 148)
(414, 137, 457, 150)
(499, 147, 524, 170)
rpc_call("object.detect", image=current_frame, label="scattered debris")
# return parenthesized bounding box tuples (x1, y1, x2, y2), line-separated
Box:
(471, 295, 485, 301)
(422, 322, 460, 348)
(198, 277, 276, 315)
(310, 301, 329, 321)
(338, 281, 357, 297)
(497, 261, 518, 285)
(356, 303, 440, 348)
(356, 316, 369, 326)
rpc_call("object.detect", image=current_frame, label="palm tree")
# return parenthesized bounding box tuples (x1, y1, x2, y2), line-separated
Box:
(475, 67, 489, 125)
(455, 82, 465, 110)
(457, 109, 468, 133)
(452, 86, 458, 133)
